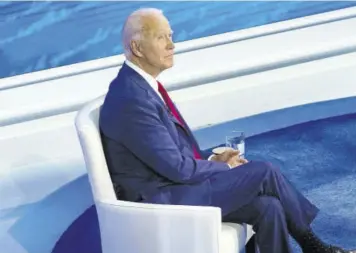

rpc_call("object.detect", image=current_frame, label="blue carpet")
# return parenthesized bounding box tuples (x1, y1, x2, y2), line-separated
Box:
(52, 113, 356, 253)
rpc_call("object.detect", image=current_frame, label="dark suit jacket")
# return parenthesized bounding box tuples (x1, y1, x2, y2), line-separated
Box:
(99, 63, 230, 205)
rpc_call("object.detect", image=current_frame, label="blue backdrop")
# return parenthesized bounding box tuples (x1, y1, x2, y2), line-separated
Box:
(1, 1, 356, 79)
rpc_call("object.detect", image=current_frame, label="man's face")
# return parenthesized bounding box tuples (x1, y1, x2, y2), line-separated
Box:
(138, 15, 175, 73)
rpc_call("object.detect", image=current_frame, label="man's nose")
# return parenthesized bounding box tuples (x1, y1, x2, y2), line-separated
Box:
(166, 37, 175, 50)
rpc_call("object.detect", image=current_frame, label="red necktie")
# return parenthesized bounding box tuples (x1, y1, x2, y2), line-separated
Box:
(157, 81, 202, 159)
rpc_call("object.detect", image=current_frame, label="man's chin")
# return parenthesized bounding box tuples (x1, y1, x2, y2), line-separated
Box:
(162, 61, 174, 70)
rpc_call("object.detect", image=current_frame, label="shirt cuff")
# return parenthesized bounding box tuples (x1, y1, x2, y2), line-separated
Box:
(207, 154, 215, 161)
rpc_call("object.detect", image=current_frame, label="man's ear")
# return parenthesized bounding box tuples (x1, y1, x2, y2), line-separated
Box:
(130, 40, 143, 58)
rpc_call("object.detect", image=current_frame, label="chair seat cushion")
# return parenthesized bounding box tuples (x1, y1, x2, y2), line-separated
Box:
(219, 223, 254, 253)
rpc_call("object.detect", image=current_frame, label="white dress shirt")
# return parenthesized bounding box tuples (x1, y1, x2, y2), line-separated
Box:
(125, 60, 164, 102)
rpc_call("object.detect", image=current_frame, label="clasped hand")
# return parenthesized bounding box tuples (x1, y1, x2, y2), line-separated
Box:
(210, 149, 248, 168)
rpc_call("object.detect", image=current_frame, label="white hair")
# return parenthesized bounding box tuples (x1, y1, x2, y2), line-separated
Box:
(121, 8, 164, 58)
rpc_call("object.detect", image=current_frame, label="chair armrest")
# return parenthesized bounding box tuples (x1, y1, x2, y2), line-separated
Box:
(96, 199, 222, 253)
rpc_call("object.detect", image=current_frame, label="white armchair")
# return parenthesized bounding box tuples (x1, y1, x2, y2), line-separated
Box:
(75, 95, 255, 253)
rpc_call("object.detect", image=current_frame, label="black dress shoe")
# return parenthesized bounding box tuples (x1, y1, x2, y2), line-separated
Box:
(328, 246, 356, 253)
(294, 228, 356, 253)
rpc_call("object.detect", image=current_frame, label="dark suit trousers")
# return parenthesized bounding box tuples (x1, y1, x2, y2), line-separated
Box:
(209, 161, 319, 253)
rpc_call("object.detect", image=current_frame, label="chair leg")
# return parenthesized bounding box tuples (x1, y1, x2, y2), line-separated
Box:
(245, 235, 259, 253)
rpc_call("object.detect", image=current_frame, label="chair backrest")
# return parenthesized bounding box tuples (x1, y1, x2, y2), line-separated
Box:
(75, 95, 117, 202)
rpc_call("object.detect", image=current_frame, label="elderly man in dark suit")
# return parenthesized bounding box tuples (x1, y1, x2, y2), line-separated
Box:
(99, 7, 355, 253)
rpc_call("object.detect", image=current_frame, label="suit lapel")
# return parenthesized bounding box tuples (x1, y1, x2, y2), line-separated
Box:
(125, 64, 165, 108)
(121, 63, 201, 154)
(166, 107, 185, 127)
(174, 103, 204, 157)
(122, 63, 186, 129)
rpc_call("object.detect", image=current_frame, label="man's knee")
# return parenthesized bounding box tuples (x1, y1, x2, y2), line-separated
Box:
(252, 160, 280, 174)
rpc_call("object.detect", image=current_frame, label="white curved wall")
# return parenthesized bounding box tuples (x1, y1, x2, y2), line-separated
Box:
(174, 52, 356, 131)
(1, 11, 356, 253)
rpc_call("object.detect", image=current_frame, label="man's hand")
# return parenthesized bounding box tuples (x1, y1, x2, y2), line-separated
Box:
(232, 156, 249, 167)
(210, 149, 248, 168)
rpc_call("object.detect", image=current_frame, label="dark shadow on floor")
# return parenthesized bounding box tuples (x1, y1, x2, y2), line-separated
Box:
(52, 205, 101, 253)
(8, 173, 93, 253)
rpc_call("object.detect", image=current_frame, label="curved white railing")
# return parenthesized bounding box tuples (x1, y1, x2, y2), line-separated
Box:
(1, 16, 356, 127)
(1, 6, 356, 91)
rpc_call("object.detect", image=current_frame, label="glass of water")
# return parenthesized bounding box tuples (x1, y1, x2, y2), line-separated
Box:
(226, 131, 246, 158)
